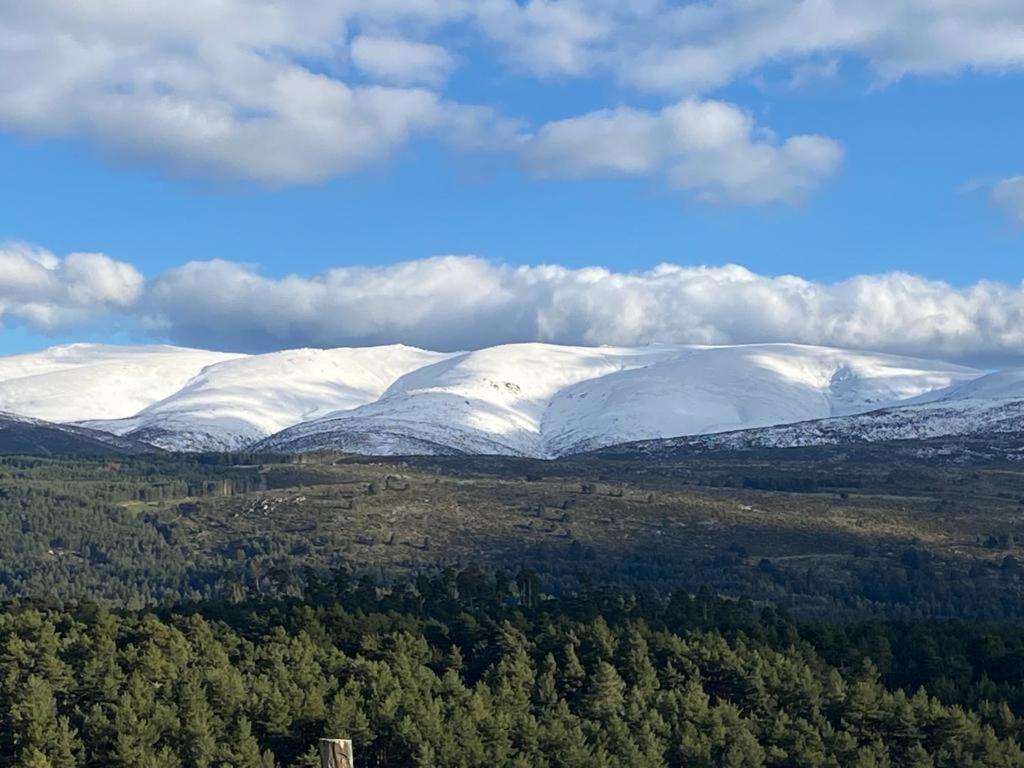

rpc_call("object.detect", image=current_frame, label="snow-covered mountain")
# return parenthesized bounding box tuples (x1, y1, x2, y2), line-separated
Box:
(598, 368, 1024, 457)
(0, 341, 1005, 456)
(0, 344, 243, 423)
(254, 343, 979, 457)
(83, 346, 450, 451)
(538, 344, 976, 456)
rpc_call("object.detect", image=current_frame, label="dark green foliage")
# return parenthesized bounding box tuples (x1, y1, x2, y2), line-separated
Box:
(0, 578, 1023, 767)
(0, 456, 266, 605)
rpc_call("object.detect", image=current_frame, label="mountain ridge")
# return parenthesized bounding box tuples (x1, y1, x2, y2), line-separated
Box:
(592, 368, 1024, 460)
(0, 341, 996, 457)
(0, 341, 1017, 457)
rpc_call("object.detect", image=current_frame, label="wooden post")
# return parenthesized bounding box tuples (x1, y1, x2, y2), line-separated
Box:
(319, 739, 354, 768)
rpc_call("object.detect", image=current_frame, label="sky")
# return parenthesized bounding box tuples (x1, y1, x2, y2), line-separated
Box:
(0, 1, 1022, 363)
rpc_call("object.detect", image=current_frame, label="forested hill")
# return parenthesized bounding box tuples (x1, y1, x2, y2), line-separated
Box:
(4, 578, 1024, 767)
(4, 453, 1024, 620)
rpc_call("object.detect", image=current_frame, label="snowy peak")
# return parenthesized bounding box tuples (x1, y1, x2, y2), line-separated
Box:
(540, 345, 970, 455)
(0, 344, 244, 423)
(0, 341, 1003, 457)
(83, 345, 451, 451)
(263, 343, 673, 456)
(255, 343, 979, 457)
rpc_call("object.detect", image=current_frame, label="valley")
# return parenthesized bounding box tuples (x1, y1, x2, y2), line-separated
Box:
(5, 446, 1024, 619)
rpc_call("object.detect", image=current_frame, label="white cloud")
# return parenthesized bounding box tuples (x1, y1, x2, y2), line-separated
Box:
(0, 244, 143, 331)
(474, 0, 612, 77)
(569, 0, 1024, 93)
(370, 0, 1024, 93)
(0, 1, 1020, 192)
(523, 108, 666, 176)
(351, 35, 456, 86)
(132, 255, 1024, 363)
(523, 99, 843, 204)
(5, 244, 1024, 362)
(0, 1, 482, 183)
(992, 176, 1024, 226)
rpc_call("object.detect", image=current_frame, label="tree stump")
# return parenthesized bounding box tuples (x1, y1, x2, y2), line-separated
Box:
(319, 739, 354, 768)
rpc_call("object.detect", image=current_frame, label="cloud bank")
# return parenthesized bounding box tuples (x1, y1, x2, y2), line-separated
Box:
(3, 244, 1023, 364)
(2, 1, 1023, 200)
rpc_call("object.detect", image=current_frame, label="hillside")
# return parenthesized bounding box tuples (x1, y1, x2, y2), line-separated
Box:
(0, 411, 157, 455)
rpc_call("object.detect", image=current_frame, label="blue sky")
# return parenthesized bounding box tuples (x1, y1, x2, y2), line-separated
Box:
(0, 1, 1022, 360)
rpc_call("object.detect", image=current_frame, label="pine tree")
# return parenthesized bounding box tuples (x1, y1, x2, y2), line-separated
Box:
(220, 717, 275, 768)
(904, 742, 934, 768)
(617, 625, 659, 695)
(582, 618, 616, 666)
(14, 747, 53, 768)
(325, 683, 374, 751)
(535, 654, 560, 709)
(559, 640, 586, 701)
(179, 669, 218, 768)
(8, 675, 78, 768)
(584, 662, 626, 721)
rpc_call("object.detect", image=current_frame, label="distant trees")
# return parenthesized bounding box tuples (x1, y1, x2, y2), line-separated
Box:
(5, 455, 1024, 623)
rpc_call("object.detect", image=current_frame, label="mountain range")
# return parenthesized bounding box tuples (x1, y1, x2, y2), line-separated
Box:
(0, 341, 1020, 457)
